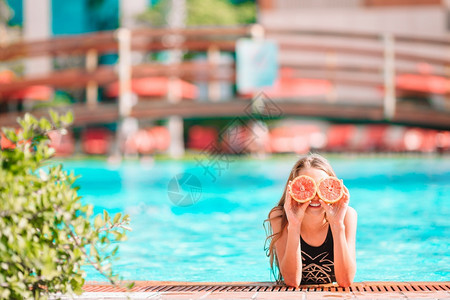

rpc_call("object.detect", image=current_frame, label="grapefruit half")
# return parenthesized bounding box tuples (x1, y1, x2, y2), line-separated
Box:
(317, 177, 344, 204)
(289, 175, 317, 203)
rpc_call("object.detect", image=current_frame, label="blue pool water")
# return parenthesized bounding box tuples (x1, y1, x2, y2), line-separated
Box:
(61, 156, 450, 282)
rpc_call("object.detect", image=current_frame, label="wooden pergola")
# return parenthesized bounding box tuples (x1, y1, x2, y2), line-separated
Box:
(0, 26, 449, 129)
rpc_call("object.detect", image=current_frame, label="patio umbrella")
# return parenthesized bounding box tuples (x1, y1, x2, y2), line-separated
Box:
(0, 70, 53, 101)
(396, 74, 450, 94)
(0, 69, 15, 84)
(8, 85, 54, 101)
(264, 77, 332, 98)
(240, 68, 332, 98)
(105, 76, 198, 100)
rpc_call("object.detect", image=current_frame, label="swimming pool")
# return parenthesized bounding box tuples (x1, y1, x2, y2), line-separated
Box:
(61, 155, 450, 283)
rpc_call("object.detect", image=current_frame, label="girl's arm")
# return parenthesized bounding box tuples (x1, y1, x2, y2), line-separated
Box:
(319, 185, 357, 287)
(269, 210, 302, 287)
(330, 207, 357, 287)
(271, 187, 309, 287)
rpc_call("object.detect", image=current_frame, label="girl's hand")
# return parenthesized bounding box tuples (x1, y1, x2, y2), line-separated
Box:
(319, 182, 350, 227)
(284, 181, 310, 228)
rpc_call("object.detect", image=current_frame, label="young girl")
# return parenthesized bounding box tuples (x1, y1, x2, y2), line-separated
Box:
(265, 153, 357, 287)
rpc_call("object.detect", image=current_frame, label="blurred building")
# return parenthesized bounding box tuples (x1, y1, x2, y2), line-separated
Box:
(259, 0, 448, 36)
(2, 0, 449, 156)
(258, 0, 450, 111)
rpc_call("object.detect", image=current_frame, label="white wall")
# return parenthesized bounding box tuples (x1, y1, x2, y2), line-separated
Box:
(260, 6, 448, 37)
(120, 0, 148, 28)
(24, 0, 51, 75)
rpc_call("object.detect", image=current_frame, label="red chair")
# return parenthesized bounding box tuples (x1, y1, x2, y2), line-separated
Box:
(268, 125, 322, 154)
(355, 125, 389, 152)
(134, 129, 155, 155)
(436, 131, 450, 153)
(187, 126, 218, 151)
(384, 126, 407, 152)
(148, 126, 170, 152)
(325, 125, 356, 152)
(419, 129, 438, 153)
(82, 128, 112, 155)
(221, 125, 251, 154)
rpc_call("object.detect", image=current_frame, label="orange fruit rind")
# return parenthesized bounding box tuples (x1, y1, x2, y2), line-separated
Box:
(289, 175, 317, 203)
(317, 176, 344, 204)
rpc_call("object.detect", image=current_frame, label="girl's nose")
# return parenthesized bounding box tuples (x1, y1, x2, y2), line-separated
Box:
(312, 192, 320, 201)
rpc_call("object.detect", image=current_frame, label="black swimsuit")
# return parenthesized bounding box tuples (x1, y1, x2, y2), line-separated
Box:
(300, 225, 336, 284)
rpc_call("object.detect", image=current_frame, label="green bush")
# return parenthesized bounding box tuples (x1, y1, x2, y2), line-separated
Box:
(0, 111, 132, 299)
(137, 0, 256, 27)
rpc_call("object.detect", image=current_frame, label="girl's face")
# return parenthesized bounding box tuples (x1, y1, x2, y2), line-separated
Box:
(296, 167, 329, 214)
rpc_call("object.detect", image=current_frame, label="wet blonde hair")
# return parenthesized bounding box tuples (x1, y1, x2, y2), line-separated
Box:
(263, 153, 337, 283)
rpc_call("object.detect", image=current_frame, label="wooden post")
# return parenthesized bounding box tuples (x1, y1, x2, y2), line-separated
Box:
(249, 23, 266, 109)
(166, 0, 186, 159)
(110, 28, 133, 162)
(383, 33, 396, 120)
(23, 0, 51, 76)
(207, 45, 221, 102)
(117, 28, 132, 118)
(120, 0, 148, 29)
(85, 49, 98, 109)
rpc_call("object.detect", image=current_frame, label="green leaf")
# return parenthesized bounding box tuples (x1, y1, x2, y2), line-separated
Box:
(0, 111, 131, 298)
(23, 113, 37, 125)
(127, 281, 135, 290)
(121, 214, 130, 225)
(3, 129, 17, 143)
(111, 246, 119, 256)
(113, 213, 122, 224)
(60, 111, 74, 125)
(49, 109, 59, 125)
(94, 215, 103, 229)
(103, 210, 110, 223)
(39, 118, 52, 131)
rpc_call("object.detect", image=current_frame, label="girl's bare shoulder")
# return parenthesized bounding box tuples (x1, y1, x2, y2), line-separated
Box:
(346, 206, 357, 216)
(345, 206, 357, 224)
(268, 207, 285, 232)
(269, 206, 284, 219)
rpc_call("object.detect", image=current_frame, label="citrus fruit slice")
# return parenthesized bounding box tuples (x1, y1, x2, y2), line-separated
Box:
(289, 175, 317, 203)
(317, 177, 344, 204)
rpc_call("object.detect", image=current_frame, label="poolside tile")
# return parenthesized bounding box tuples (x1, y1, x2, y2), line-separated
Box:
(304, 291, 354, 299)
(352, 291, 407, 299)
(402, 291, 450, 299)
(253, 291, 307, 299)
(75, 282, 449, 299)
(159, 291, 209, 299)
(51, 292, 160, 299)
(203, 292, 258, 299)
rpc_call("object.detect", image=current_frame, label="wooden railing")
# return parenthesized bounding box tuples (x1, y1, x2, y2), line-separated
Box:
(0, 26, 252, 121)
(0, 26, 449, 128)
(266, 28, 450, 120)
(0, 27, 251, 61)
